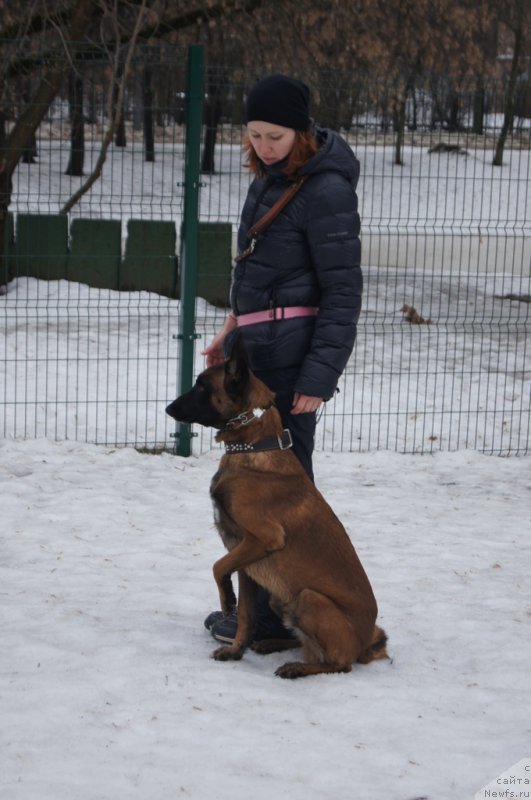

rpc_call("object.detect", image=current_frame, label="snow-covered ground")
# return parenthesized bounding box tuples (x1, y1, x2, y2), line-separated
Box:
(10, 137, 531, 231)
(1, 439, 530, 800)
(1, 270, 529, 454)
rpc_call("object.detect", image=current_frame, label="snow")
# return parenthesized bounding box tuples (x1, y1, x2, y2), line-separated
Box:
(10, 138, 531, 231)
(1, 130, 530, 799)
(2, 265, 530, 453)
(1, 440, 530, 799)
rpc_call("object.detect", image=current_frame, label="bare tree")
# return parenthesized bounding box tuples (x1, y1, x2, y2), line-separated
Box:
(0, 0, 97, 284)
(143, 54, 155, 162)
(65, 69, 85, 176)
(493, 0, 530, 166)
(0, 0, 268, 284)
(195, 0, 505, 152)
(61, 0, 150, 213)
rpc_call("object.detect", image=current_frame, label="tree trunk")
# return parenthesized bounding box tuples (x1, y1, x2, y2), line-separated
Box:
(0, 168, 13, 290)
(393, 96, 406, 166)
(201, 69, 222, 175)
(114, 63, 127, 148)
(65, 71, 85, 176)
(143, 66, 155, 162)
(201, 96, 221, 174)
(407, 78, 417, 132)
(0, 0, 97, 288)
(86, 79, 97, 124)
(60, 1, 150, 215)
(115, 106, 127, 147)
(21, 86, 37, 163)
(447, 92, 460, 132)
(0, 110, 6, 289)
(493, 22, 523, 167)
(472, 79, 485, 135)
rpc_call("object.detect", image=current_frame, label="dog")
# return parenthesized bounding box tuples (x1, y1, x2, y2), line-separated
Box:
(166, 338, 387, 679)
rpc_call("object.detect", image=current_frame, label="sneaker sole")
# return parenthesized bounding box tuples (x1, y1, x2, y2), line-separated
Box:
(211, 632, 235, 644)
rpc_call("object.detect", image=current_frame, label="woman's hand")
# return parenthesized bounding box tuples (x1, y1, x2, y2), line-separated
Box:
(291, 393, 323, 415)
(201, 313, 237, 368)
(200, 333, 225, 367)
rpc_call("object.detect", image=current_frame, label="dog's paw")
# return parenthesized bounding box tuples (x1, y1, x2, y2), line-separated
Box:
(275, 661, 352, 678)
(275, 661, 307, 679)
(212, 645, 244, 662)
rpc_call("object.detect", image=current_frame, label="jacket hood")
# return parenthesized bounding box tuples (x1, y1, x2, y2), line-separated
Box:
(261, 127, 359, 186)
(300, 127, 359, 184)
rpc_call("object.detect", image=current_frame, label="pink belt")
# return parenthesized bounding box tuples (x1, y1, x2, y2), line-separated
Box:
(236, 306, 319, 327)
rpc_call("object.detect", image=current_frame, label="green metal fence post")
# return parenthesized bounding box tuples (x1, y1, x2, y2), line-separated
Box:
(176, 44, 204, 456)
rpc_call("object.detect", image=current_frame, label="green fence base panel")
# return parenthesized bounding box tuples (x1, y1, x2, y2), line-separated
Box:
(15, 213, 69, 281)
(197, 222, 232, 307)
(69, 218, 121, 290)
(122, 220, 178, 298)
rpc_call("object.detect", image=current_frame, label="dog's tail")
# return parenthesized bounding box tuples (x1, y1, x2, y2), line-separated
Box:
(358, 625, 389, 664)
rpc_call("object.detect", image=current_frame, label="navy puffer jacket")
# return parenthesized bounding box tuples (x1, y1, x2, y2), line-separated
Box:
(229, 127, 362, 400)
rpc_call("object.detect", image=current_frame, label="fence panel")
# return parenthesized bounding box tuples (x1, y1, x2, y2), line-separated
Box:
(0, 45, 529, 454)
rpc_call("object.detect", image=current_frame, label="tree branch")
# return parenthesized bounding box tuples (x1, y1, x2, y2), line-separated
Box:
(60, 0, 149, 214)
(1, 0, 99, 180)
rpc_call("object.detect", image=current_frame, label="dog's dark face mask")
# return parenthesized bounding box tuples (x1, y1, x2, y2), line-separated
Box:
(165, 344, 252, 430)
(166, 370, 226, 429)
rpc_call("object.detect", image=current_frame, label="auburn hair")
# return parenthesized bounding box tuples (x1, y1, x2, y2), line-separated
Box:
(243, 130, 319, 180)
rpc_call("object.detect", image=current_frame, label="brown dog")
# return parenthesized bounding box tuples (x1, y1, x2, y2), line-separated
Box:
(166, 339, 387, 679)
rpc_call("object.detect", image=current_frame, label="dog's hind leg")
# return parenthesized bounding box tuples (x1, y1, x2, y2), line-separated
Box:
(357, 625, 389, 664)
(275, 589, 365, 679)
(250, 595, 300, 654)
(276, 661, 352, 679)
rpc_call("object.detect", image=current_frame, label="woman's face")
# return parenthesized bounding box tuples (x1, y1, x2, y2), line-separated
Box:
(247, 121, 297, 165)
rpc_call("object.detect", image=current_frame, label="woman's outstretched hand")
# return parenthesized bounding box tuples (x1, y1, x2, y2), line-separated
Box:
(200, 314, 237, 368)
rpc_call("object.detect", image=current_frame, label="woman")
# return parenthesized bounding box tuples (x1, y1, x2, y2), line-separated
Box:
(202, 74, 362, 644)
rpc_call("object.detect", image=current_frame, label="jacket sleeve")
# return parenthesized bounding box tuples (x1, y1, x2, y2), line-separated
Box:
(295, 173, 362, 399)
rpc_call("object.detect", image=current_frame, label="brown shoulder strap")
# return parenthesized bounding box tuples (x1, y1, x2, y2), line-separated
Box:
(235, 176, 307, 262)
(248, 176, 307, 238)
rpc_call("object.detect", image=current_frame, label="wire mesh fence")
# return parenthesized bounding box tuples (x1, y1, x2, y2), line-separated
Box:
(1, 44, 530, 454)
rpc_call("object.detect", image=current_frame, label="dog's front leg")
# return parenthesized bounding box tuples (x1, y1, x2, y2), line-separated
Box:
(212, 529, 279, 613)
(217, 572, 237, 616)
(213, 571, 258, 662)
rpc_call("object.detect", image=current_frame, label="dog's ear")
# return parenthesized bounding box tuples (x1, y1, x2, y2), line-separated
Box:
(224, 334, 250, 401)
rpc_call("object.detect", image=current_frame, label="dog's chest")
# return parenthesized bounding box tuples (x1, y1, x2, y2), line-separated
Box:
(210, 471, 242, 551)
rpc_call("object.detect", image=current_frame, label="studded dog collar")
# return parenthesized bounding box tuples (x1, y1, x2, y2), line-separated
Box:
(224, 428, 293, 455)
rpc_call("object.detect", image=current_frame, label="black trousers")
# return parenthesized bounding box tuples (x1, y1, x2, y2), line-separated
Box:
(254, 367, 316, 482)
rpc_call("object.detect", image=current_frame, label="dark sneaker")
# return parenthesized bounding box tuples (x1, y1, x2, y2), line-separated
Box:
(203, 610, 226, 631)
(207, 608, 298, 645)
(209, 610, 239, 643)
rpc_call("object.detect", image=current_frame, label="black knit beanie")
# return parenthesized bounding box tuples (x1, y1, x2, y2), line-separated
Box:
(245, 74, 311, 132)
